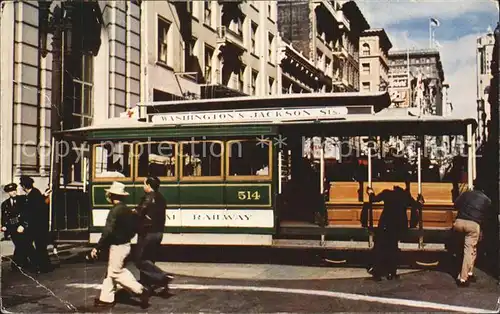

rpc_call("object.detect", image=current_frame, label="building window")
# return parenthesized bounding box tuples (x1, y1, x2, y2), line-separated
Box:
(204, 44, 214, 83)
(325, 57, 332, 75)
(316, 49, 324, 71)
(362, 82, 370, 92)
(184, 37, 197, 72)
(231, 16, 243, 37)
(239, 64, 246, 92)
(158, 17, 170, 65)
(362, 43, 370, 56)
(268, 77, 275, 95)
(251, 22, 258, 55)
(362, 63, 370, 74)
(73, 54, 93, 127)
(268, 33, 274, 63)
(204, 0, 212, 27)
(251, 70, 258, 95)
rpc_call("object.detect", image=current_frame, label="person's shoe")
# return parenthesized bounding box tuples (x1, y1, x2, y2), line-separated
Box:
(139, 287, 151, 309)
(94, 298, 115, 308)
(456, 279, 469, 287)
(387, 273, 400, 280)
(158, 275, 174, 298)
(368, 275, 382, 282)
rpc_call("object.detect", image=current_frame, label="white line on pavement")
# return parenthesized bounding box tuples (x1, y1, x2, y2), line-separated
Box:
(66, 283, 496, 313)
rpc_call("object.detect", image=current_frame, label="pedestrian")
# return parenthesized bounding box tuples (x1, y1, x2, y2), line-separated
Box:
(91, 181, 150, 309)
(366, 183, 423, 280)
(452, 180, 491, 287)
(19, 175, 53, 273)
(1, 183, 36, 271)
(134, 176, 173, 297)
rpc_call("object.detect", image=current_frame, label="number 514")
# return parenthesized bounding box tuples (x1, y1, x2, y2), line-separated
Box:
(237, 191, 261, 200)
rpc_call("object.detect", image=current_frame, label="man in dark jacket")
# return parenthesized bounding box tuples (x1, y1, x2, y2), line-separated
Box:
(1, 183, 36, 270)
(367, 183, 423, 280)
(134, 176, 172, 296)
(19, 175, 52, 273)
(452, 180, 491, 286)
(91, 182, 150, 309)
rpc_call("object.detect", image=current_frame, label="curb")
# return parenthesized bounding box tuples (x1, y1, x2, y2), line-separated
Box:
(1, 243, 90, 262)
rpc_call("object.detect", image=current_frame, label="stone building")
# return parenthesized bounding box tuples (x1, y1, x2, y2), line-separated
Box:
(476, 30, 495, 145)
(0, 1, 141, 192)
(141, 0, 280, 101)
(358, 28, 392, 93)
(277, 0, 369, 93)
(388, 49, 444, 115)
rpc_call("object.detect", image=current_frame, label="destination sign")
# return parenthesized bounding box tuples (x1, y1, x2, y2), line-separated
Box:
(151, 106, 349, 124)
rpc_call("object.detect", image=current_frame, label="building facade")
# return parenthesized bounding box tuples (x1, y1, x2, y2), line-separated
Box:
(141, 0, 279, 101)
(277, 0, 369, 93)
(388, 49, 444, 116)
(358, 28, 392, 93)
(0, 1, 141, 194)
(277, 35, 325, 93)
(476, 31, 495, 145)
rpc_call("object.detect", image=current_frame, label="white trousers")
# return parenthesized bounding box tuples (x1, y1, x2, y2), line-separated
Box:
(99, 243, 144, 303)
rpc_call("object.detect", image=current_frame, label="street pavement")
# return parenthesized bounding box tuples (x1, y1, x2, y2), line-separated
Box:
(1, 247, 500, 313)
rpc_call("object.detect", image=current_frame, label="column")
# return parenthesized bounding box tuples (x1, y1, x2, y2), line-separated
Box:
(0, 1, 15, 190)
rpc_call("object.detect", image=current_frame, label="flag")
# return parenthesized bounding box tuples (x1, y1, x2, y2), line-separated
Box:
(430, 17, 440, 27)
(119, 106, 139, 119)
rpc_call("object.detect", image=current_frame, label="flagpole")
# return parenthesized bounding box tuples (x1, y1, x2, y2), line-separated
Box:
(429, 19, 432, 48)
(406, 36, 411, 106)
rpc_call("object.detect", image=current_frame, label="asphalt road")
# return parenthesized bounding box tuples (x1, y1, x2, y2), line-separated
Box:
(1, 247, 500, 313)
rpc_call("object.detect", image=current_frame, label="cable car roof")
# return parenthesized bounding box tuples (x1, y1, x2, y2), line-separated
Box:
(56, 106, 476, 138)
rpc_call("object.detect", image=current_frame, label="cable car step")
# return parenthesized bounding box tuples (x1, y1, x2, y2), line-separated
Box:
(272, 239, 446, 251)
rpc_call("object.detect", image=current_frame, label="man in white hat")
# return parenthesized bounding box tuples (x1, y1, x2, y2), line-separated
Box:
(91, 182, 150, 308)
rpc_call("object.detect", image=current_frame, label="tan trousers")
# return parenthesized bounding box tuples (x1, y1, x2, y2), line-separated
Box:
(452, 218, 480, 281)
(99, 243, 144, 303)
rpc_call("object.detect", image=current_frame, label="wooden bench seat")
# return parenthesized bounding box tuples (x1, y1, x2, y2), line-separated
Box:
(328, 182, 361, 204)
(327, 181, 467, 229)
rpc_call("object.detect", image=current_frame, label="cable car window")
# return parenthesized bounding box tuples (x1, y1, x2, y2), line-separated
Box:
(93, 143, 132, 180)
(136, 142, 176, 180)
(227, 139, 271, 179)
(180, 141, 223, 179)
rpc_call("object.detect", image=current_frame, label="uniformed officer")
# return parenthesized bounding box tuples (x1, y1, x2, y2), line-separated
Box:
(1, 183, 36, 270)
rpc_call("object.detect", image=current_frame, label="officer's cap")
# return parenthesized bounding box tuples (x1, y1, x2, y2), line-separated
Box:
(3, 183, 17, 193)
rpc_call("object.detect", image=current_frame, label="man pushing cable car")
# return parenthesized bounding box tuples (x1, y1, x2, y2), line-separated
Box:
(452, 180, 491, 287)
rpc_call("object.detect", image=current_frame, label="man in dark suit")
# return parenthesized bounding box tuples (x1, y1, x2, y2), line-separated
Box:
(19, 176, 53, 273)
(134, 176, 173, 297)
(1, 183, 36, 270)
(367, 183, 424, 280)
